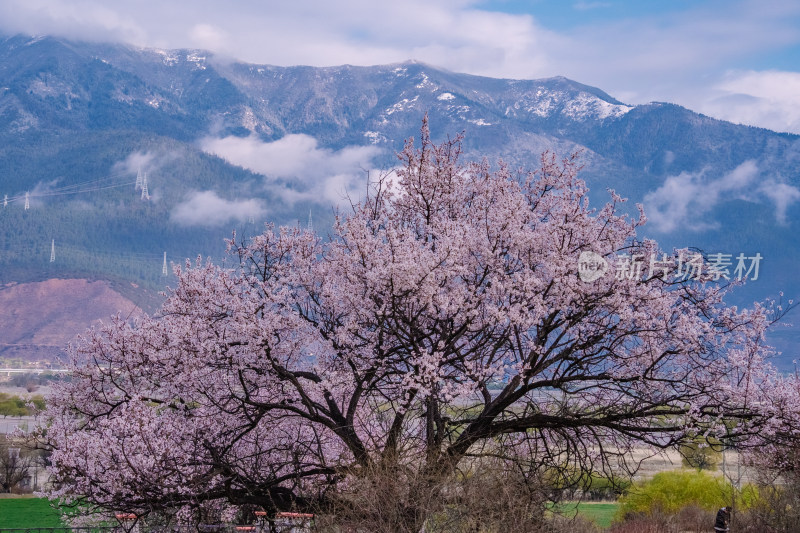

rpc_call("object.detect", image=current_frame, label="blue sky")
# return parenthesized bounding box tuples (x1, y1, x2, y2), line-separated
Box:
(1, 0, 799, 133)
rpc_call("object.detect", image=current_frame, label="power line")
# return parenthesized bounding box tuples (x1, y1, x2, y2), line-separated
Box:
(3, 170, 140, 206)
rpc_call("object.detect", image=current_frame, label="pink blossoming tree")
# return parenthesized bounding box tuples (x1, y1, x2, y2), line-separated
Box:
(43, 119, 783, 530)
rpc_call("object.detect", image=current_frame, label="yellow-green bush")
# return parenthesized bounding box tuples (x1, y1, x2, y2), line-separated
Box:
(616, 469, 756, 520)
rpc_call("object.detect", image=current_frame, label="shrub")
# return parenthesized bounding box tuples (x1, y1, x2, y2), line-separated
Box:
(583, 473, 632, 501)
(314, 459, 554, 533)
(543, 468, 632, 501)
(616, 470, 731, 519)
(735, 445, 800, 533)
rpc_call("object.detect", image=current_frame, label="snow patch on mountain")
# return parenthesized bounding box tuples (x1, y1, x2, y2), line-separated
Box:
(386, 95, 420, 116)
(525, 96, 556, 118)
(364, 131, 387, 144)
(416, 73, 434, 89)
(506, 88, 633, 121)
(240, 107, 259, 131)
(6, 103, 38, 132)
(563, 93, 632, 120)
(186, 53, 207, 70)
(154, 49, 179, 66)
(29, 78, 79, 100)
(23, 36, 47, 47)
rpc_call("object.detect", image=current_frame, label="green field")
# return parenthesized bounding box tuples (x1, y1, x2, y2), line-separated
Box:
(561, 501, 619, 529)
(0, 496, 619, 530)
(0, 496, 63, 528)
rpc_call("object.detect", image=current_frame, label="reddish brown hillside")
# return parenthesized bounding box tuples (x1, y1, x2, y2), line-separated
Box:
(0, 279, 142, 364)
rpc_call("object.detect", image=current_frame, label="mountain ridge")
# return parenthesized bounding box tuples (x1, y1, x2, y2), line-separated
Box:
(0, 33, 798, 366)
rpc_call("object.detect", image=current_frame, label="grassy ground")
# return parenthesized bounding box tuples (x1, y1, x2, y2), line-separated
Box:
(561, 501, 619, 529)
(0, 496, 63, 528)
(0, 496, 619, 530)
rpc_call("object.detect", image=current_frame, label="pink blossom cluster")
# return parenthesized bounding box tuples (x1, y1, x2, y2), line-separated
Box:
(40, 118, 798, 521)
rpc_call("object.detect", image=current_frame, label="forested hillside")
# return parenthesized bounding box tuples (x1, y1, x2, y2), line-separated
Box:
(0, 34, 798, 366)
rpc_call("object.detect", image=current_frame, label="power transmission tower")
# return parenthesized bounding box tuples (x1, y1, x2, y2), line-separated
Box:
(24, 192, 29, 210)
(307, 209, 313, 231)
(50, 240, 55, 263)
(135, 168, 143, 191)
(162, 252, 168, 276)
(141, 173, 150, 200)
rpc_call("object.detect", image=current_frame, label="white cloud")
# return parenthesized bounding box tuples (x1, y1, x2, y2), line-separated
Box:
(110, 149, 180, 202)
(644, 172, 714, 234)
(696, 70, 800, 134)
(654, 161, 763, 233)
(0, 0, 147, 44)
(643, 160, 800, 232)
(112, 149, 174, 176)
(0, 0, 556, 76)
(171, 190, 266, 227)
(760, 181, 800, 225)
(189, 23, 226, 51)
(200, 134, 381, 205)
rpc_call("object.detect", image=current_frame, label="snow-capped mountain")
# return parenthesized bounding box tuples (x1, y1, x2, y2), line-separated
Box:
(0, 33, 798, 366)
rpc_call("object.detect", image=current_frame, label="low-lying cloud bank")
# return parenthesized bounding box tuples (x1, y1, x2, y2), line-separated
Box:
(644, 160, 800, 233)
(171, 190, 266, 227)
(199, 134, 382, 205)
